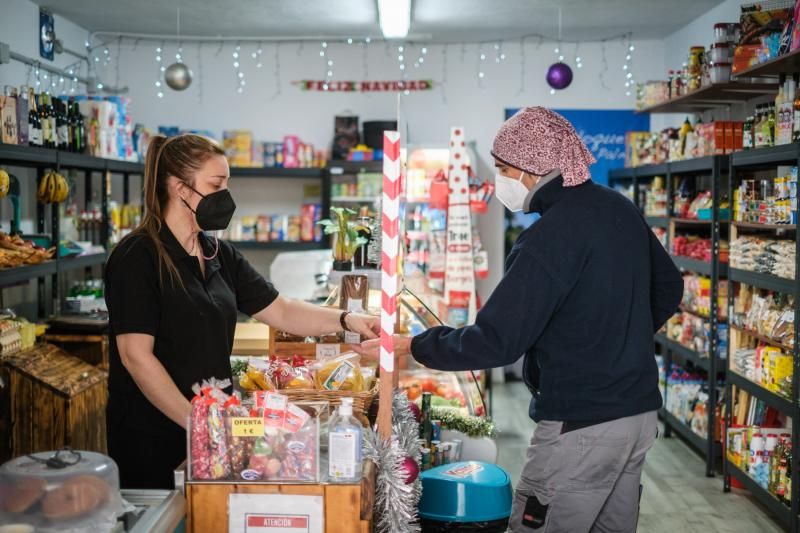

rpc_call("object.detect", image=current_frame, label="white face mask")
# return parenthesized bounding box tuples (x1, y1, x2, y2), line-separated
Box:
(495, 171, 529, 212)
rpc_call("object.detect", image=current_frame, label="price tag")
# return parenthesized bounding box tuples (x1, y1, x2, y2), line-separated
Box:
(231, 417, 264, 437)
(315, 343, 340, 360)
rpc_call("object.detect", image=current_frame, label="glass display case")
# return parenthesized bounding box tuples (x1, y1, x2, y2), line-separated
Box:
(323, 283, 486, 417)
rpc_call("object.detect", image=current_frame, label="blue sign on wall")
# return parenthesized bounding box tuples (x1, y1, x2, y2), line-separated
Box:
(503, 108, 650, 186)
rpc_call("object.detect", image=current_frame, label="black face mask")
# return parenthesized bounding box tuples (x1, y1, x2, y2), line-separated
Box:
(182, 184, 236, 231)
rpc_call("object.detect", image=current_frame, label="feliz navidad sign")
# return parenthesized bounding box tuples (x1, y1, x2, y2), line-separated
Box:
(294, 79, 434, 92)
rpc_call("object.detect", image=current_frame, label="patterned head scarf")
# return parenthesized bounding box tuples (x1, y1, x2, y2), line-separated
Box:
(491, 107, 596, 187)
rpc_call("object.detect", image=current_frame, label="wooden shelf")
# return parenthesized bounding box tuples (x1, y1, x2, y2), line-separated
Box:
(636, 83, 778, 114)
(655, 333, 710, 371)
(229, 167, 325, 179)
(732, 48, 800, 79)
(729, 268, 797, 295)
(726, 460, 793, 528)
(729, 324, 794, 353)
(727, 370, 794, 417)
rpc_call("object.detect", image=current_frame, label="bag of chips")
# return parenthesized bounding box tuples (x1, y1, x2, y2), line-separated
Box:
(313, 352, 365, 392)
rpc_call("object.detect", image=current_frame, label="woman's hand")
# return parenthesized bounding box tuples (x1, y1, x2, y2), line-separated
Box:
(345, 313, 381, 340)
(350, 334, 413, 362)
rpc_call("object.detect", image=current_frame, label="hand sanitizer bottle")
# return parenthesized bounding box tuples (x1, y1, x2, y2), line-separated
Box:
(328, 397, 362, 483)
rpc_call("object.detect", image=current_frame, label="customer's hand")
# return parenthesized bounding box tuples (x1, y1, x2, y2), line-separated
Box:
(344, 313, 381, 340)
(350, 334, 413, 362)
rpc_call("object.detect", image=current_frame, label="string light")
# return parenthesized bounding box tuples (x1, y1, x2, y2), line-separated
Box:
(477, 44, 485, 85)
(575, 42, 583, 69)
(321, 41, 333, 90)
(441, 44, 448, 103)
(397, 43, 406, 76)
(256, 42, 263, 68)
(622, 33, 635, 96)
(234, 42, 245, 93)
(516, 36, 527, 96)
(347, 38, 353, 45)
(155, 43, 165, 98)
(272, 42, 282, 99)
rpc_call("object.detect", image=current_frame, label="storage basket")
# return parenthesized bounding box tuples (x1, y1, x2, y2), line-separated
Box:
(280, 380, 379, 426)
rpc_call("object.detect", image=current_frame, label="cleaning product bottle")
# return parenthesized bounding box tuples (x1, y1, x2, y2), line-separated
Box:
(328, 397, 363, 483)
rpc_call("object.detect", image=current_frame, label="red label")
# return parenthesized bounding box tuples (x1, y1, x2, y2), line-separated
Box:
(247, 515, 309, 528)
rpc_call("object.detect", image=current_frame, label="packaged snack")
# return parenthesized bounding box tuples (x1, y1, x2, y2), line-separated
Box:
(282, 355, 315, 390)
(239, 358, 276, 391)
(189, 385, 212, 480)
(339, 275, 369, 344)
(313, 352, 365, 392)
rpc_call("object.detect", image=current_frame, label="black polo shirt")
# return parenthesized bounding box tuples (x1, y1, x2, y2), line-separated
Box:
(104, 226, 278, 434)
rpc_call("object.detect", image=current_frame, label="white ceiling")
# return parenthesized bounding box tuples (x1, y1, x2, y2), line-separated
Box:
(34, 0, 727, 42)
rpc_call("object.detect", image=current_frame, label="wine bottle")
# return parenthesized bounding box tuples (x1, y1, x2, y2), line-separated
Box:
(49, 96, 57, 150)
(39, 93, 52, 148)
(28, 88, 41, 147)
(57, 98, 69, 151)
(74, 102, 85, 154)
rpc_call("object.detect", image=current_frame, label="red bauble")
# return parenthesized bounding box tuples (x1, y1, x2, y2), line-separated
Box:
(408, 402, 421, 423)
(400, 455, 420, 484)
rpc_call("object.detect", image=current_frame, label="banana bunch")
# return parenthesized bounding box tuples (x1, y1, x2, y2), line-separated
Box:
(37, 170, 69, 204)
(0, 169, 9, 200)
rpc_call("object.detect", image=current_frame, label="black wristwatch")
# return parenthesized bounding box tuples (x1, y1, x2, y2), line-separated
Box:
(340, 311, 352, 332)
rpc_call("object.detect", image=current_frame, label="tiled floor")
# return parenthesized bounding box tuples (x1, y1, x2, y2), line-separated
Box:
(491, 381, 787, 532)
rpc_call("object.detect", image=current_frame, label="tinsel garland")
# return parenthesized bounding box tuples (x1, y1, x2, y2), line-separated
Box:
(363, 391, 422, 533)
(430, 407, 497, 439)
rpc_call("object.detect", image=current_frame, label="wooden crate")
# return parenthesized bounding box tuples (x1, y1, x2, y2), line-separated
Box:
(268, 326, 345, 359)
(5, 343, 108, 456)
(41, 333, 109, 369)
(186, 461, 375, 533)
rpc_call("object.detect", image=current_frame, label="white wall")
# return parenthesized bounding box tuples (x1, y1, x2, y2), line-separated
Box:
(1, 0, 667, 302)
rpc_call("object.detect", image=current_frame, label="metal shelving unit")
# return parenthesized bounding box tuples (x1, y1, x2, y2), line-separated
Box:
(725, 145, 800, 533)
(611, 155, 728, 477)
(635, 82, 778, 114)
(0, 145, 144, 318)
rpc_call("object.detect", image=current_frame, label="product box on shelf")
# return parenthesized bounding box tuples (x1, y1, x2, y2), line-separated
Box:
(0, 93, 18, 145)
(223, 130, 253, 167)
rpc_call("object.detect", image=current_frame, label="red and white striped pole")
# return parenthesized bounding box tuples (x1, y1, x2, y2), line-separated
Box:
(378, 130, 401, 439)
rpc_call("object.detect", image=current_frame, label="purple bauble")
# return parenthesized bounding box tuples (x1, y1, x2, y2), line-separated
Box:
(400, 455, 420, 484)
(408, 402, 421, 423)
(546, 62, 573, 90)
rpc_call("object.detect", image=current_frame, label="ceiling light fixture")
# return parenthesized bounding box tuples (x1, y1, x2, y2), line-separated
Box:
(378, 0, 411, 39)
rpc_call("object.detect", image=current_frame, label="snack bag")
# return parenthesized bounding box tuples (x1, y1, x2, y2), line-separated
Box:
(313, 352, 365, 392)
(225, 393, 255, 476)
(283, 355, 315, 390)
(239, 358, 276, 391)
(189, 384, 213, 480)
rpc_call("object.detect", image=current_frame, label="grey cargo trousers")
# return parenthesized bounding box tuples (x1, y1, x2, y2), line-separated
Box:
(509, 411, 658, 533)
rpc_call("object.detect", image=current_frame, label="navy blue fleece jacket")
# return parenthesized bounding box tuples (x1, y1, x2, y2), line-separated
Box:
(410, 176, 683, 422)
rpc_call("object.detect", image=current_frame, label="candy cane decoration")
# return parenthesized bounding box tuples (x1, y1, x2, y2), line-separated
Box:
(378, 130, 401, 439)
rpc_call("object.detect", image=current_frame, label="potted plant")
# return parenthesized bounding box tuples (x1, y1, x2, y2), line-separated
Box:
(318, 207, 369, 271)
